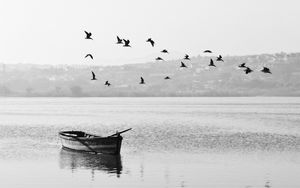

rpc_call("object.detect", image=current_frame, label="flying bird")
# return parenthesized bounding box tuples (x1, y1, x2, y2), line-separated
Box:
(161, 49, 169, 53)
(146, 38, 155, 47)
(216, 55, 223, 62)
(261, 67, 272, 74)
(184, 54, 190, 60)
(156, 57, 164, 61)
(84, 31, 93, 40)
(91, 71, 97, 80)
(244, 67, 253, 74)
(238, 63, 246, 68)
(209, 59, 216, 67)
(116, 36, 123, 44)
(140, 77, 145, 84)
(85, 54, 93, 59)
(180, 61, 187, 68)
(164, 76, 171, 80)
(204, 50, 212, 53)
(123, 39, 131, 47)
(105, 81, 111, 86)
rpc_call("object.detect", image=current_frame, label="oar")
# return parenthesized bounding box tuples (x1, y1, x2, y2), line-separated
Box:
(108, 128, 132, 137)
(64, 134, 99, 154)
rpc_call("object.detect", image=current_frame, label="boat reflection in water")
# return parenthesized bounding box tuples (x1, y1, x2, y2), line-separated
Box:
(59, 148, 122, 178)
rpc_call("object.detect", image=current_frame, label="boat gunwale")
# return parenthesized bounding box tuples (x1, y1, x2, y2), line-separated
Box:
(59, 131, 121, 141)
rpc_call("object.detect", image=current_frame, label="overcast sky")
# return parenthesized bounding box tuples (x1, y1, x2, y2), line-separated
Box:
(0, 0, 299, 65)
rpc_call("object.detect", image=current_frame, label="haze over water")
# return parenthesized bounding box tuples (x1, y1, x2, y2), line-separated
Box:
(0, 97, 299, 188)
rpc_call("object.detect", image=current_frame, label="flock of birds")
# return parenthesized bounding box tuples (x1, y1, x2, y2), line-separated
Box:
(84, 31, 272, 86)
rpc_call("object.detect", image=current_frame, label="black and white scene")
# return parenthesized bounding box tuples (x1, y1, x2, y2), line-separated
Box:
(0, 0, 300, 187)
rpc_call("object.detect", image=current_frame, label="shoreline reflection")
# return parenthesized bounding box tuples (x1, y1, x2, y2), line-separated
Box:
(59, 149, 122, 177)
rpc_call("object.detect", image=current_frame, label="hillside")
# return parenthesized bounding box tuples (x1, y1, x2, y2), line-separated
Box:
(0, 52, 299, 97)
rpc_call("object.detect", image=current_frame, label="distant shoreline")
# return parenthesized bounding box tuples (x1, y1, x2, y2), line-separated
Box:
(1, 52, 299, 97)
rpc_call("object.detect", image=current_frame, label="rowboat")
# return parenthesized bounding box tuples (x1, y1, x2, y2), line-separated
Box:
(59, 128, 131, 155)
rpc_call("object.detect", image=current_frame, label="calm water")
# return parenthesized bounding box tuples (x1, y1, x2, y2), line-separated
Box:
(0, 97, 299, 188)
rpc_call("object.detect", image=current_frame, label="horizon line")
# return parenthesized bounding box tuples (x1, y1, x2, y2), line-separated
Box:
(0, 51, 299, 67)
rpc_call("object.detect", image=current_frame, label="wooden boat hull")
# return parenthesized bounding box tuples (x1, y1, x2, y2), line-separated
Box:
(59, 131, 123, 155)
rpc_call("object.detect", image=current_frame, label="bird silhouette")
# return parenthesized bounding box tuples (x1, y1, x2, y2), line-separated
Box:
(123, 39, 131, 47)
(184, 54, 190, 60)
(164, 76, 171, 80)
(261, 67, 272, 74)
(140, 77, 145, 84)
(238, 63, 246, 68)
(105, 80, 111, 86)
(146, 38, 155, 47)
(156, 57, 164, 61)
(180, 61, 187, 68)
(116, 36, 123, 44)
(204, 50, 212, 53)
(216, 55, 223, 62)
(244, 67, 253, 74)
(85, 54, 93, 59)
(91, 71, 97, 80)
(84, 31, 93, 40)
(161, 49, 169, 53)
(209, 59, 216, 67)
